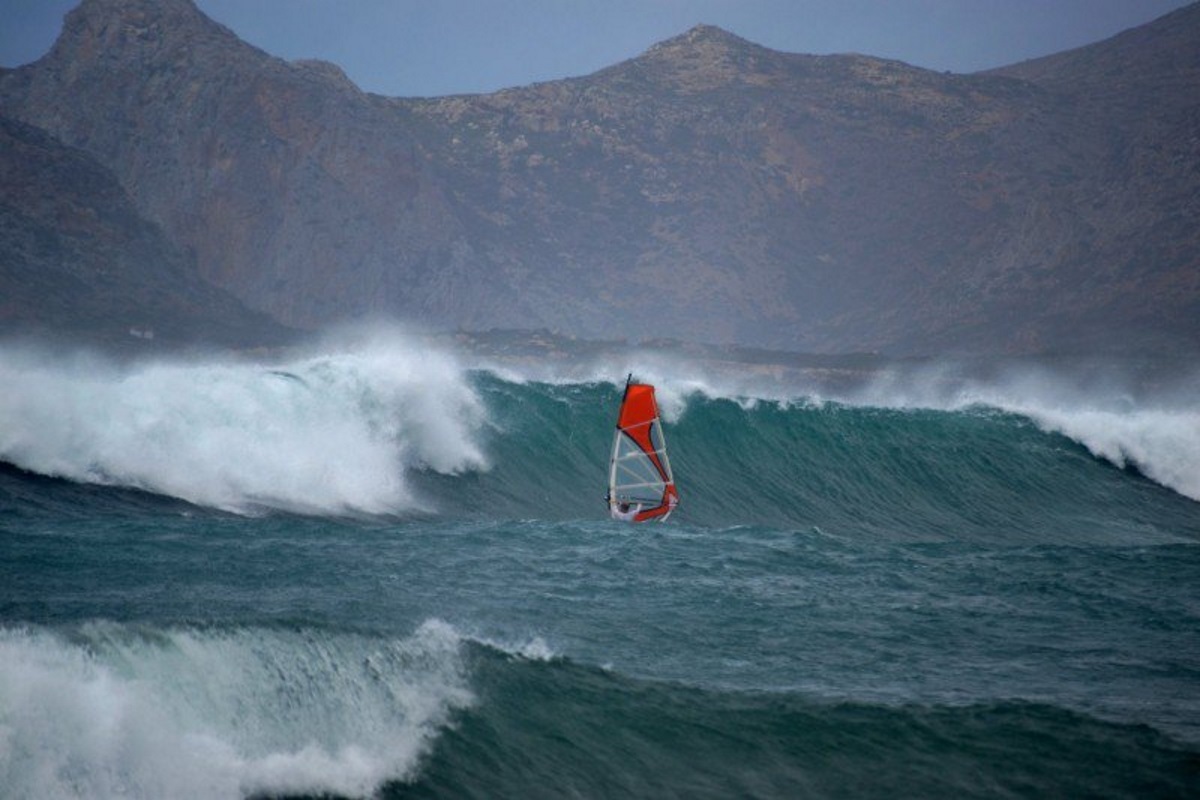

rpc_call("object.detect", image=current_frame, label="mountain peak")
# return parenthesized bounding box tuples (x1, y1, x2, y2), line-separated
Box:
(647, 24, 758, 56)
(679, 24, 753, 46)
(634, 24, 779, 90)
(49, 0, 238, 67)
(64, 0, 208, 36)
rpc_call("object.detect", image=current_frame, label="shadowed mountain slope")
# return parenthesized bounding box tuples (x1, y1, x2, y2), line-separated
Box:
(0, 111, 292, 349)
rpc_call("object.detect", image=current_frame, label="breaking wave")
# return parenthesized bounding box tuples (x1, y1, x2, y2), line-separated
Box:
(0, 333, 487, 514)
(2, 334, 1196, 525)
(0, 620, 472, 800)
(846, 362, 1200, 504)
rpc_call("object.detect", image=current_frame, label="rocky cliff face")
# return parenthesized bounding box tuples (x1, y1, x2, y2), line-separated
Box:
(2, 0, 1197, 355)
(0, 111, 290, 349)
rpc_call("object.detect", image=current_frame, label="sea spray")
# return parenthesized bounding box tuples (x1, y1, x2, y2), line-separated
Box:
(0, 334, 487, 514)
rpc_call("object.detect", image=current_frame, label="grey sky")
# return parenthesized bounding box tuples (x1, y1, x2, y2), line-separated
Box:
(1, 0, 1192, 97)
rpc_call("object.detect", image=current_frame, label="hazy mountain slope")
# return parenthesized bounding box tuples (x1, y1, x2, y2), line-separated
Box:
(1, 0, 1196, 355)
(403, 27, 1083, 350)
(983, 2, 1200, 352)
(0, 112, 291, 349)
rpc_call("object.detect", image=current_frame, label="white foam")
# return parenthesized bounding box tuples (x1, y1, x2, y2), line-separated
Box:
(0, 331, 488, 514)
(473, 632, 558, 662)
(1003, 405, 1200, 502)
(0, 620, 472, 800)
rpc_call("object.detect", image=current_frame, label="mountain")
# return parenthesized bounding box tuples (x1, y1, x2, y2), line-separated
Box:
(1, 0, 1196, 355)
(0, 111, 292, 350)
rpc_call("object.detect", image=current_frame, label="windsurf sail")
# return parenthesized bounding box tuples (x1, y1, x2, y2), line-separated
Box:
(607, 375, 679, 522)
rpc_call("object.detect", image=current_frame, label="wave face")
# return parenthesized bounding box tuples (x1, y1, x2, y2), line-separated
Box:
(2, 336, 1199, 798)
(416, 644, 1200, 800)
(414, 372, 1200, 544)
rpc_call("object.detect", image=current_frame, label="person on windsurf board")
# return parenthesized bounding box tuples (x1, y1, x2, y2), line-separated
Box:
(607, 376, 678, 522)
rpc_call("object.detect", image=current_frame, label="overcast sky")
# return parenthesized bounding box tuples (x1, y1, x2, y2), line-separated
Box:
(1, 0, 1191, 97)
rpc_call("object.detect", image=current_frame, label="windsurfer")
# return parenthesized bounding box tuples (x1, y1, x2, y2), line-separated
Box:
(607, 379, 678, 523)
(611, 501, 641, 522)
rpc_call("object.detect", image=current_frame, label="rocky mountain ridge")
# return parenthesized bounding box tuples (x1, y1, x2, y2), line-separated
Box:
(2, 0, 1197, 355)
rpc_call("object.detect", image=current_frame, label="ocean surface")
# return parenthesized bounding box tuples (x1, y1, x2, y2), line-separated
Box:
(2, 333, 1198, 799)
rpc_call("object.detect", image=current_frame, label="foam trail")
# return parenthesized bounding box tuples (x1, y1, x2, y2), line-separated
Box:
(0, 620, 472, 800)
(0, 333, 488, 514)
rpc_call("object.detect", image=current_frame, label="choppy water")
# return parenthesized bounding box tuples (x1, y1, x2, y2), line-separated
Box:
(2, 334, 1198, 799)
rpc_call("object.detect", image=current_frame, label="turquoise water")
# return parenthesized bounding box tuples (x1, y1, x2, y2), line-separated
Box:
(2, 339, 1198, 798)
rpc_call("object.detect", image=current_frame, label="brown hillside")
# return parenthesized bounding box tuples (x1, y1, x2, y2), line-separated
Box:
(2, 0, 1196, 355)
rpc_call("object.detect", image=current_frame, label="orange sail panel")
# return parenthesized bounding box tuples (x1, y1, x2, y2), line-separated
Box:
(608, 379, 679, 522)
